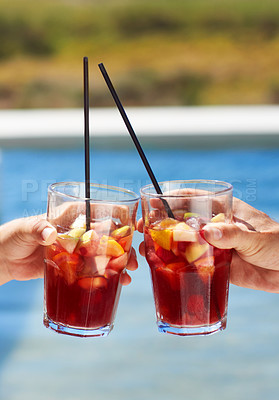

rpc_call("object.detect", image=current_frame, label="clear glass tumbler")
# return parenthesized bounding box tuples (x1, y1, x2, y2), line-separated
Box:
(44, 182, 139, 337)
(141, 179, 233, 336)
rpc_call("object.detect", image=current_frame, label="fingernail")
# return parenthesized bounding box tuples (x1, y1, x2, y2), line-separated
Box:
(42, 227, 56, 243)
(203, 226, 222, 241)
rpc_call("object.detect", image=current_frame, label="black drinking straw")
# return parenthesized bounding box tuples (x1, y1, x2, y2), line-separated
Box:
(98, 63, 222, 321)
(83, 57, 91, 231)
(98, 62, 174, 219)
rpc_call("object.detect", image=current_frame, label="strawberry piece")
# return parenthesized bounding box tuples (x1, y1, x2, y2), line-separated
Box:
(177, 241, 187, 253)
(155, 246, 176, 264)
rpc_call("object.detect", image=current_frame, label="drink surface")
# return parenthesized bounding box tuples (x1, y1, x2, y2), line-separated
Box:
(44, 217, 133, 331)
(144, 214, 231, 329)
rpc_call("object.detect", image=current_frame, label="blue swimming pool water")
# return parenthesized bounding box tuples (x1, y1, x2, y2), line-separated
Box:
(1, 147, 279, 400)
(2, 148, 279, 222)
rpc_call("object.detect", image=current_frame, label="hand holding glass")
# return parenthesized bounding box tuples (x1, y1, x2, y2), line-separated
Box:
(141, 180, 232, 336)
(44, 182, 139, 337)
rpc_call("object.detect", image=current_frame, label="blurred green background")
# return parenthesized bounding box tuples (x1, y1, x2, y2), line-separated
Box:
(0, 0, 279, 109)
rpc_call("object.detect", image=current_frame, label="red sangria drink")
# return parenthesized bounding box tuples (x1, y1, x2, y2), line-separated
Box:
(44, 182, 139, 337)
(141, 180, 233, 336)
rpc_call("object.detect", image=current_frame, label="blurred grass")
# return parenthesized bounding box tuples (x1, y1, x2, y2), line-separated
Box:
(0, 0, 279, 108)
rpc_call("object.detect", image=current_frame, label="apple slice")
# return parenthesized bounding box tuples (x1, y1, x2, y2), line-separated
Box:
(111, 225, 131, 239)
(94, 255, 111, 275)
(97, 235, 125, 257)
(68, 227, 86, 238)
(172, 222, 197, 242)
(56, 234, 78, 254)
(56, 227, 86, 253)
(76, 229, 99, 257)
(56, 229, 81, 254)
(211, 213, 225, 223)
(184, 242, 209, 263)
(70, 214, 86, 229)
(184, 212, 199, 220)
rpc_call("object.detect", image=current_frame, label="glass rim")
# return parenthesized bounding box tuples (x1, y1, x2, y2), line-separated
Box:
(48, 181, 140, 203)
(140, 179, 233, 198)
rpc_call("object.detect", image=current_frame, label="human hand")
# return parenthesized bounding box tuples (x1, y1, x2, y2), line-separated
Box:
(138, 195, 279, 293)
(0, 216, 57, 285)
(202, 198, 279, 292)
(0, 215, 138, 286)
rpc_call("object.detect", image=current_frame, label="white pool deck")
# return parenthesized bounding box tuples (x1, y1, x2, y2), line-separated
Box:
(0, 105, 279, 148)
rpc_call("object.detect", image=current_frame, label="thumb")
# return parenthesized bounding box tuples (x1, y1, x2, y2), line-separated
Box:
(17, 217, 57, 246)
(40, 223, 57, 245)
(202, 222, 259, 254)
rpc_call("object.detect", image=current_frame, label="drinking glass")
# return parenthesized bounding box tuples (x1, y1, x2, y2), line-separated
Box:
(44, 182, 139, 337)
(141, 179, 232, 336)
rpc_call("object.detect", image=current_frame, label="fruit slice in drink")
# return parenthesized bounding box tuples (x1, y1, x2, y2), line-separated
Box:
(144, 216, 231, 334)
(44, 222, 133, 335)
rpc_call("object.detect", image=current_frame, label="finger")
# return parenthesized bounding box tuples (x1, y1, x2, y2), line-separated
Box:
(120, 272, 132, 286)
(48, 202, 84, 228)
(202, 221, 279, 270)
(142, 190, 230, 224)
(126, 248, 138, 271)
(202, 222, 258, 251)
(230, 252, 279, 293)
(149, 188, 226, 210)
(139, 241, 145, 257)
(137, 218, 143, 233)
(91, 203, 130, 225)
(49, 201, 131, 228)
(16, 217, 57, 246)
